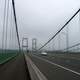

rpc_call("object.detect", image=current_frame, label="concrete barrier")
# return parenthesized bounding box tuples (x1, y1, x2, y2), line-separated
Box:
(24, 54, 47, 80)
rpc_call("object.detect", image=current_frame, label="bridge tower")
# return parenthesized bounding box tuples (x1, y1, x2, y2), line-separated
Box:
(32, 38, 37, 53)
(22, 38, 28, 53)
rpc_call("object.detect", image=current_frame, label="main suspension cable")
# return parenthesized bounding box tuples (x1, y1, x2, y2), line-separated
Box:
(12, 0, 21, 50)
(38, 9, 80, 51)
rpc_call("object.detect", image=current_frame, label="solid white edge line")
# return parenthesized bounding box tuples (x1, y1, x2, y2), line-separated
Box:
(32, 54, 80, 76)
(25, 54, 48, 80)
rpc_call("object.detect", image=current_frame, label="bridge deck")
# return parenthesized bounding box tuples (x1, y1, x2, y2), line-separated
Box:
(0, 54, 31, 80)
(27, 53, 80, 80)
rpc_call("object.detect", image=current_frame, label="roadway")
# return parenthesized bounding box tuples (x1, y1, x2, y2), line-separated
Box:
(27, 53, 80, 80)
(0, 54, 31, 80)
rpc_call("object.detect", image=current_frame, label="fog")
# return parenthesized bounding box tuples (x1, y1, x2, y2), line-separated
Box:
(14, 0, 80, 49)
(0, 0, 80, 50)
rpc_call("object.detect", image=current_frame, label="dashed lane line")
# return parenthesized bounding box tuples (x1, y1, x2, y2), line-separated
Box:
(31, 54, 80, 76)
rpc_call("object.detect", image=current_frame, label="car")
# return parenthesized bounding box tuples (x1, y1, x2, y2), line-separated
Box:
(41, 52, 47, 56)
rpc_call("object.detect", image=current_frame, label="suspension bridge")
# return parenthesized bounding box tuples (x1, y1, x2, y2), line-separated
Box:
(0, 0, 80, 80)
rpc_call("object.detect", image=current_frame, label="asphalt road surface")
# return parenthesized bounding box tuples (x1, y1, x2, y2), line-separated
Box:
(0, 54, 31, 80)
(28, 53, 80, 80)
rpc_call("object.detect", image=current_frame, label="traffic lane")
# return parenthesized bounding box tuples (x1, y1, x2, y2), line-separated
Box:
(35, 54, 80, 73)
(28, 54, 80, 80)
(0, 54, 31, 80)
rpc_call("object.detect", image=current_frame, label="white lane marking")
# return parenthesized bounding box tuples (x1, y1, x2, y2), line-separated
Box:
(31, 54, 80, 76)
(25, 54, 48, 80)
(48, 55, 80, 61)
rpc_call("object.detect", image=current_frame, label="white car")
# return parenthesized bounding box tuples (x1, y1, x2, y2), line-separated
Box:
(41, 52, 47, 55)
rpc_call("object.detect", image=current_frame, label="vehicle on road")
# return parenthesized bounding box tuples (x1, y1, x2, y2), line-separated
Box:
(41, 52, 47, 56)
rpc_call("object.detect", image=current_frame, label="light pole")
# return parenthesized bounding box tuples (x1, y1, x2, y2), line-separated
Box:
(60, 27, 69, 53)
(58, 34, 61, 51)
(66, 26, 69, 53)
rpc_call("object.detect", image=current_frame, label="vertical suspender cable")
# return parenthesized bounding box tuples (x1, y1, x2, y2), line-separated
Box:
(9, 2, 12, 48)
(5, 0, 9, 51)
(9, 0, 13, 49)
(2, 0, 7, 52)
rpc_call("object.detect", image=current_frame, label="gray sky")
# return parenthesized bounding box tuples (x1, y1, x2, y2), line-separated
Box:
(0, 0, 80, 50)
(14, 0, 80, 49)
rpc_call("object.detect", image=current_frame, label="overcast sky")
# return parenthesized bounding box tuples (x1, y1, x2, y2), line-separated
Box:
(0, 0, 80, 50)
(14, 0, 80, 49)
